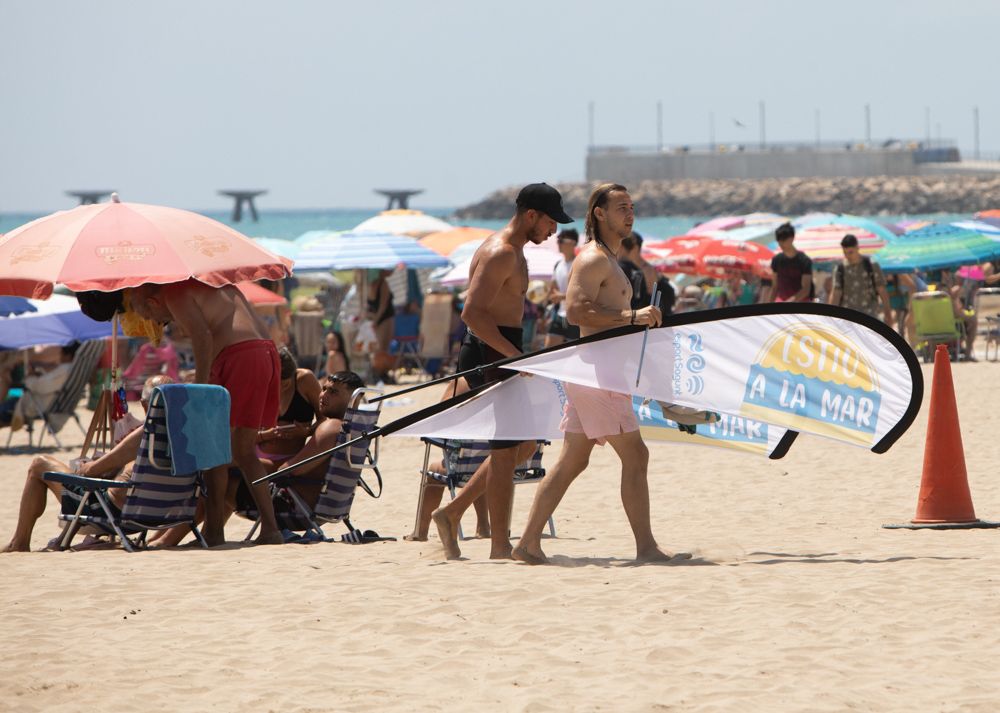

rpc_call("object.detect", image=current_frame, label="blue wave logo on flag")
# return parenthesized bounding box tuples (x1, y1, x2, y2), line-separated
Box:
(739, 324, 882, 445)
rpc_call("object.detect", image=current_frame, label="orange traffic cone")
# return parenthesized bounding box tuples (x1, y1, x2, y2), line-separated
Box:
(884, 344, 998, 530)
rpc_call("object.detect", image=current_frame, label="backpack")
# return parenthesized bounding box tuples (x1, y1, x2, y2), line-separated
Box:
(835, 257, 877, 304)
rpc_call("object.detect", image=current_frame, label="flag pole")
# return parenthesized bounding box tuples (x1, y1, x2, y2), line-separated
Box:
(634, 284, 660, 387)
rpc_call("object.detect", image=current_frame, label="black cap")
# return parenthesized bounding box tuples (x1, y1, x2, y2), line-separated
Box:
(515, 183, 573, 224)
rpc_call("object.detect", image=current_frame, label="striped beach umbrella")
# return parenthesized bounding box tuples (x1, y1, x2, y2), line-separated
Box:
(294, 230, 449, 271)
(785, 224, 887, 264)
(876, 223, 1000, 274)
(794, 213, 902, 243)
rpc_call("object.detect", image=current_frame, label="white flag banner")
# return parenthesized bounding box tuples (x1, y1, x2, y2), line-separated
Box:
(389, 372, 796, 459)
(503, 305, 922, 453)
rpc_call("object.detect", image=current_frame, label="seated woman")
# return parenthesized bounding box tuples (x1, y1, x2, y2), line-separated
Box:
(255, 347, 324, 469)
(323, 330, 350, 377)
(403, 377, 490, 542)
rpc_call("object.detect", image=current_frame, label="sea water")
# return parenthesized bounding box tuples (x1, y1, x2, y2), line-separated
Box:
(0, 208, 970, 242)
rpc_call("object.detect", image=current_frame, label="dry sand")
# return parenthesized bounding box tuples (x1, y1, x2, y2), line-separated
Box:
(2, 359, 999, 712)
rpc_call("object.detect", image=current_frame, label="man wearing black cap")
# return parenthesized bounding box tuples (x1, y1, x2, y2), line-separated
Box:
(432, 182, 573, 560)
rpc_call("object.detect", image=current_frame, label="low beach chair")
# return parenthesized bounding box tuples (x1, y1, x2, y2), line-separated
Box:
(248, 388, 389, 543)
(7, 338, 106, 450)
(41, 384, 229, 552)
(414, 438, 554, 540)
(912, 291, 964, 362)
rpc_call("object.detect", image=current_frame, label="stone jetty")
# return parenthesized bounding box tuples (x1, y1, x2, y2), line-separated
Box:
(455, 176, 1000, 219)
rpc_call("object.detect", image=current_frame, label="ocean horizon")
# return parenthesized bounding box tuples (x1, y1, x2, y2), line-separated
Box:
(0, 207, 971, 243)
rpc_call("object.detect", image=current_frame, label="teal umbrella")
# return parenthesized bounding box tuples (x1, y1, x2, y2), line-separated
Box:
(252, 237, 300, 261)
(876, 223, 1000, 274)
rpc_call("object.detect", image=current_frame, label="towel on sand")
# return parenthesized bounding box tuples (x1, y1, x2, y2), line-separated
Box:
(152, 384, 231, 474)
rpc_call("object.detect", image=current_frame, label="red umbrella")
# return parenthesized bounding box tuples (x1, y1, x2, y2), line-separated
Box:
(236, 281, 288, 305)
(642, 235, 774, 277)
(0, 194, 292, 298)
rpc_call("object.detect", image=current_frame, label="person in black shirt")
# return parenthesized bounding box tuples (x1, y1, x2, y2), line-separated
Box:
(766, 223, 814, 302)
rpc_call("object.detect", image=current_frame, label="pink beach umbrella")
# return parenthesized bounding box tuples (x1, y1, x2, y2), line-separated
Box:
(0, 194, 293, 298)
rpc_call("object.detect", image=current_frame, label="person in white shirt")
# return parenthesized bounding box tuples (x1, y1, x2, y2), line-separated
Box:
(544, 229, 581, 347)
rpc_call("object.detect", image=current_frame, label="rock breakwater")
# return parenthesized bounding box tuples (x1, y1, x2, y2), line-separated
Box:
(455, 176, 1000, 219)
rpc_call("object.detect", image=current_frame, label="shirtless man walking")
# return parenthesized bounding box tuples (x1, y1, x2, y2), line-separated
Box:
(432, 183, 572, 559)
(129, 280, 283, 546)
(513, 183, 686, 565)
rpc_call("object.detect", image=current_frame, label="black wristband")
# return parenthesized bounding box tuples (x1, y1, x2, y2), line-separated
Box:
(630, 309, 635, 325)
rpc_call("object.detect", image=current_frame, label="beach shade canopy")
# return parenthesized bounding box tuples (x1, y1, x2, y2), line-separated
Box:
(235, 281, 287, 305)
(435, 235, 562, 286)
(0, 194, 293, 299)
(975, 209, 1000, 220)
(896, 219, 935, 233)
(419, 227, 494, 256)
(687, 212, 787, 235)
(794, 212, 902, 242)
(952, 219, 1000, 236)
(294, 230, 450, 271)
(0, 296, 38, 316)
(252, 237, 300, 261)
(876, 223, 1000, 274)
(352, 209, 454, 238)
(0, 294, 112, 349)
(642, 235, 774, 278)
(779, 224, 887, 264)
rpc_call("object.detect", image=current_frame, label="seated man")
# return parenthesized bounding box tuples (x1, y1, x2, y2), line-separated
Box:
(1, 375, 174, 553)
(404, 377, 490, 542)
(241, 370, 366, 514)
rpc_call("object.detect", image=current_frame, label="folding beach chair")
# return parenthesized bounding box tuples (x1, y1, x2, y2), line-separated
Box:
(912, 291, 964, 363)
(8, 338, 106, 450)
(246, 387, 388, 543)
(414, 438, 554, 540)
(390, 312, 425, 379)
(41, 384, 227, 552)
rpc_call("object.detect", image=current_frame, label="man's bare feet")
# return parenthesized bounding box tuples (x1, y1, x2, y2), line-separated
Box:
(402, 533, 427, 542)
(636, 546, 692, 563)
(203, 527, 226, 548)
(1, 540, 29, 553)
(254, 529, 285, 546)
(490, 543, 514, 560)
(512, 545, 548, 565)
(432, 508, 461, 560)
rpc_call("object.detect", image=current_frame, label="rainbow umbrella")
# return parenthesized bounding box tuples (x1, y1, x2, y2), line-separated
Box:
(778, 224, 887, 265)
(876, 223, 1000, 274)
(794, 213, 901, 242)
(294, 230, 449, 271)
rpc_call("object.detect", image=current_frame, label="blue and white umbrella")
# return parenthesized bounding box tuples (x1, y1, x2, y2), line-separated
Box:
(295, 230, 450, 271)
(0, 294, 112, 349)
(252, 237, 301, 261)
(0, 296, 38, 317)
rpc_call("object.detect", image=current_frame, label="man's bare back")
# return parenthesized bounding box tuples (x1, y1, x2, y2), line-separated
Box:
(163, 281, 268, 362)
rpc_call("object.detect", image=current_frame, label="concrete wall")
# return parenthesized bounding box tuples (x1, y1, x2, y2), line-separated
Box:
(586, 149, 921, 182)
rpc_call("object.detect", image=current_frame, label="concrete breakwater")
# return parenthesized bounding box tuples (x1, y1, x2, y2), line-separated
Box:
(454, 176, 1000, 219)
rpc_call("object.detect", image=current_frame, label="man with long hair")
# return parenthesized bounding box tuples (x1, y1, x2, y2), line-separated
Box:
(432, 183, 572, 560)
(513, 183, 688, 565)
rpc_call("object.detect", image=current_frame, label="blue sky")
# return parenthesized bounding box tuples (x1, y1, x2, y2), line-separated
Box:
(1, 0, 996, 212)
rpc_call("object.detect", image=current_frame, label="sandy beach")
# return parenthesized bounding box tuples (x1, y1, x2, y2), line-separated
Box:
(2, 358, 999, 712)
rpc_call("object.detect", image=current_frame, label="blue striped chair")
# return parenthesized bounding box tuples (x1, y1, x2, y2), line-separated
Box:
(246, 388, 385, 543)
(43, 385, 224, 552)
(415, 438, 554, 540)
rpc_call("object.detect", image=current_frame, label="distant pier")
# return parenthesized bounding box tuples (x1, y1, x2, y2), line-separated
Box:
(66, 190, 114, 205)
(219, 190, 267, 222)
(375, 189, 423, 210)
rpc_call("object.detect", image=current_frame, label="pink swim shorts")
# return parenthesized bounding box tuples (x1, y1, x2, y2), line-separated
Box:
(560, 381, 639, 445)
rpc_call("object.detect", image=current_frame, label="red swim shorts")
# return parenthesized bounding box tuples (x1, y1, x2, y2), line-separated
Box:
(209, 339, 280, 429)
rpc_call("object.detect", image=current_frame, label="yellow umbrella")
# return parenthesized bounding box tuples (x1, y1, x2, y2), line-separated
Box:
(419, 227, 493, 256)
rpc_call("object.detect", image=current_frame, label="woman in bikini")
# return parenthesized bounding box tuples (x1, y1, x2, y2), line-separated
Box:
(255, 347, 324, 469)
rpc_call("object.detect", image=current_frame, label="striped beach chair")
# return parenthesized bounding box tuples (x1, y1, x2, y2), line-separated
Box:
(414, 438, 554, 540)
(7, 338, 105, 450)
(247, 388, 386, 543)
(42, 385, 224, 552)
